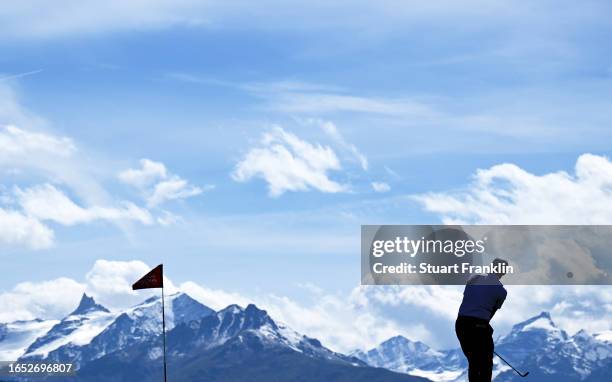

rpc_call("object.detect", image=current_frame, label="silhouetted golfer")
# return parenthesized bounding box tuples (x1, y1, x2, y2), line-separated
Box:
(456, 258, 508, 382)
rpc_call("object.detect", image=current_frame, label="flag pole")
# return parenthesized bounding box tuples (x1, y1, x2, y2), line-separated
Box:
(132, 264, 166, 382)
(162, 282, 167, 382)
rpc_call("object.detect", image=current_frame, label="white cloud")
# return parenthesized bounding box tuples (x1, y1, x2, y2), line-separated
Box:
(0, 277, 85, 322)
(178, 281, 252, 311)
(232, 126, 347, 196)
(156, 210, 182, 226)
(84, 259, 179, 309)
(261, 91, 438, 118)
(318, 120, 368, 171)
(371, 181, 391, 192)
(414, 153, 612, 224)
(0, 91, 118, 206)
(147, 178, 204, 207)
(118, 158, 167, 188)
(0, 260, 163, 322)
(0, 208, 54, 249)
(407, 154, 612, 344)
(15, 183, 153, 226)
(119, 158, 205, 207)
(0, 84, 203, 249)
(0, 125, 75, 158)
(258, 288, 433, 352)
(363, 285, 463, 321)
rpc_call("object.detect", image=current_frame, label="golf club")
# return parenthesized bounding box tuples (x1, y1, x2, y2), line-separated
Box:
(494, 351, 529, 377)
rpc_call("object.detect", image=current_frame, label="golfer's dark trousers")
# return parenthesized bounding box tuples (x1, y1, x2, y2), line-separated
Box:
(455, 315, 494, 382)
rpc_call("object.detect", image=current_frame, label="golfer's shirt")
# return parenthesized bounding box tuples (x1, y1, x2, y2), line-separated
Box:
(458, 274, 507, 321)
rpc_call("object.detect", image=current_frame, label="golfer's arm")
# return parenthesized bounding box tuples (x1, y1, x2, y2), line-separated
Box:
(490, 296, 505, 319)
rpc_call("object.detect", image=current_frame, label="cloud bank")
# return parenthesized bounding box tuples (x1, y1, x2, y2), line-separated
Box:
(2, 259, 610, 352)
(415, 153, 612, 224)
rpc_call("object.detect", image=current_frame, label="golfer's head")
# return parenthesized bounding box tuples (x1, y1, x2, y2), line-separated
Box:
(492, 258, 508, 279)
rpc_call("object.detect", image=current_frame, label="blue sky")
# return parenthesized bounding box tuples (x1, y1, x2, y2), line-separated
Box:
(1, 1, 612, 351)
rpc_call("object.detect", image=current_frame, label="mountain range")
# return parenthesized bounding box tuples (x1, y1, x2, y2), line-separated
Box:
(1, 293, 610, 381)
(1, 293, 424, 382)
(353, 311, 612, 382)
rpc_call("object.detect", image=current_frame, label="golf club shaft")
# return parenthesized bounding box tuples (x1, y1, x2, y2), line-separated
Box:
(494, 351, 528, 377)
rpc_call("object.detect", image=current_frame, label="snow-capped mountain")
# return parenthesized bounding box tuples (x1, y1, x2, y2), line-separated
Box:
(495, 321, 612, 382)
(21, 294, 116, 360)
(6, 292, 607, 382)
(19, 292, 214, 367)
(495, 311, 568, 364)
(351, 336, 464, 381)
(1, 293, 424, 382)
(164, 303, 361, 365)
(0, 319, 59, 360)
(354, 312, 612, 382)
(75, 300, 423, 381)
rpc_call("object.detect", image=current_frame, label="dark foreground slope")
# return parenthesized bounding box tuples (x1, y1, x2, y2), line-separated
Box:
(77, 340, 427, 382)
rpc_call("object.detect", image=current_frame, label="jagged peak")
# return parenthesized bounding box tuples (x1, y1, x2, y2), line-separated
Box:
(134, 291, 201, 306)
(70, 293, 110, 316)
(511, 311, 558, 332)
(537, 311, 551, 318)
(572, 329, 591, 339)
(213, 303, 276, 333)
(383, 335, 416, 344)
(377, 335, 431, 354)
(245, 303, 266, 314)
(217, 303, 271, 319)
(219, 304, 244, 314)
(170, 292, 211, 307)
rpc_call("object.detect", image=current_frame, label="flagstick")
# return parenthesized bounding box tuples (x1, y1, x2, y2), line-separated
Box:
(162, 284, 167, 382)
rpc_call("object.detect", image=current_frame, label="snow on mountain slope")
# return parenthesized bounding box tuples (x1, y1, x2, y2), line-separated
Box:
(20, 292, 214, 367)
(496, 311, 568, 364)
(356, 312, 612, 382)
(4, 294, 610, 382)
(352, 336, 463, 382)
(21, 294, 116, 358)
(594, 330, 612, 344)
(166, 303, 363, 367)
(76, 303, 426, 382)
(0, 319, 59, 360)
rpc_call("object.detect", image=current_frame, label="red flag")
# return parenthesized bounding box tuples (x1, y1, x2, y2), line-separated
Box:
(132, 264, 163, 290)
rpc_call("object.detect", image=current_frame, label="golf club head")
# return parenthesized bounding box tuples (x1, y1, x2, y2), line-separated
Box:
(521, 371, 530, 377)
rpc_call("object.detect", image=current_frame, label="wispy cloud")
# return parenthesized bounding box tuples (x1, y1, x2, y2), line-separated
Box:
(259, 91, 439, 117)
(0, 85, 204, 249)
(118, 158, 209, 207)
(317, 119, 368, 171)
(0, 124, 75, 158)
(0, 69, 43, 82)
(15, 183, 153, 226)
(371, 182, 391, 193)
(118, 158, 167, 188)
(0, 123, 156, 249)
